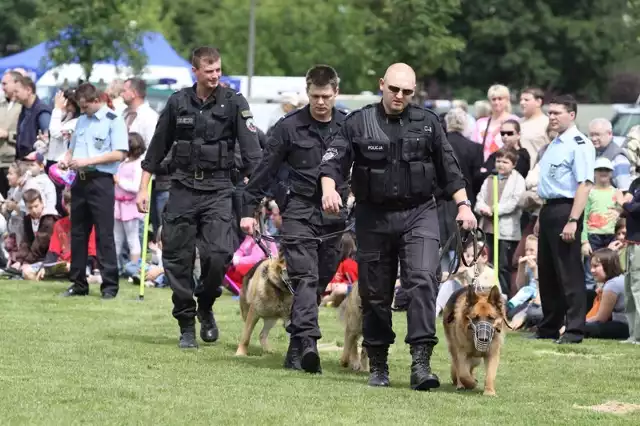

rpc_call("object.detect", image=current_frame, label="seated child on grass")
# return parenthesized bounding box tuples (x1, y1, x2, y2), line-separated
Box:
(25, 188, 98, 281)
(12, 189, 59, 279)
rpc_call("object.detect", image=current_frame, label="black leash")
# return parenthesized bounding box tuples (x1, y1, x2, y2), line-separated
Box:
(438, 221, 486, 282)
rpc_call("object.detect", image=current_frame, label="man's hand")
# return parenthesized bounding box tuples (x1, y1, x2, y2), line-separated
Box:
(581, 242, 592, 257)
(136, 189, 149, 213)
(456, 205, 477, 230)
(322, 189, 342, 214)
(240, 217, 258, 235)
(68, 158, 91, 170)
(561, 221, 577, 243)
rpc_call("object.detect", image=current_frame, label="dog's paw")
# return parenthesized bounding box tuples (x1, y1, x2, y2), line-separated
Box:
(350, 362, 362, 372)
(483, 389, 497, 397)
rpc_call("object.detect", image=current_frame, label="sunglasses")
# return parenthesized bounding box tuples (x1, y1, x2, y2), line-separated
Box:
(500, 131, 515, 136)
(388, 85, 414, 96)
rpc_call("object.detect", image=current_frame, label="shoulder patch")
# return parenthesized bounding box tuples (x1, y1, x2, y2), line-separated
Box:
(574, 135, 585, 145)
(241, 110, 253, 119)
(106, 111, 117, 120)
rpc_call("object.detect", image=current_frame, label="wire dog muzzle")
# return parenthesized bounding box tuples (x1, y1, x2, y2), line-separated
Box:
(469, 319, 495, 353)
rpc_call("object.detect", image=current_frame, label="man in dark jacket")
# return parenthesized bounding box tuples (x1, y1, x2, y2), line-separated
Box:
(14, 75, 51, 160)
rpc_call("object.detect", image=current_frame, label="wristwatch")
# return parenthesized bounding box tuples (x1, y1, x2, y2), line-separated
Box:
(568, 217, 578, 223)
(456, 200, 472, 209)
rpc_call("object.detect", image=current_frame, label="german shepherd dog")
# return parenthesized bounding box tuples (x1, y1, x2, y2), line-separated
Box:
(338, 281, 368, 372)
(235, 253, 293, 356)
(443, 285, 507, 396)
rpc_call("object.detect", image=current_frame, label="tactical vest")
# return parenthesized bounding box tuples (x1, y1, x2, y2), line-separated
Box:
(287, 138, 324, 197)
(170, 89, 236, 176)
(351, 106, 436, 205)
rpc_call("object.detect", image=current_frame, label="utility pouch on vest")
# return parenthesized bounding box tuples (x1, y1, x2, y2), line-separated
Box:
(172, 140, 192, 169)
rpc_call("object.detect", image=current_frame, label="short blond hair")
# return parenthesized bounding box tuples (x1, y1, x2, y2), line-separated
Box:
(526, 234, 538, 242)
(474, 100, 491, 119)
(487, 84, 512, 112)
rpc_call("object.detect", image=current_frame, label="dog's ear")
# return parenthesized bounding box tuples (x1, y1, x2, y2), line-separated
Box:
(466, 285, 478, 306)
(488, 285, 503, 309)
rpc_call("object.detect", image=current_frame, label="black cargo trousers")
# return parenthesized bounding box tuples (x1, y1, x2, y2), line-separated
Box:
(355, 200, 441, 349)
(281, 208, 344, 340)
(162, 181, 234, 327)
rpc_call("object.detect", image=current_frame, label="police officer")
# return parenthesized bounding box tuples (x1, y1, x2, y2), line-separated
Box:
(136, 47, 262, 349)
(534, 94, 595, 344)
(240, 65, 347, 373)
(319, 63, 476, 389)
(59, 83, 128, 299)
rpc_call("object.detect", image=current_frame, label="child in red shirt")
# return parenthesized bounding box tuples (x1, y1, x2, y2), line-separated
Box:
(321, 232, 358, 307)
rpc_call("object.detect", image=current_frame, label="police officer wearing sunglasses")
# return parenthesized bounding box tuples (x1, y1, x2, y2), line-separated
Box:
(320, 63, 476, 390)
(137, 47, 262, 349)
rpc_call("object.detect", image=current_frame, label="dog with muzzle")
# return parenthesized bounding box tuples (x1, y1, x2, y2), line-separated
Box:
(443, 285, 507, 396)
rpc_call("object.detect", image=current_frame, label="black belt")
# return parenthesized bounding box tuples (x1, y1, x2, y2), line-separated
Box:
(544, 198, 574, 205)
(174, 169, 231, 180)
(77, 170, 112, 181)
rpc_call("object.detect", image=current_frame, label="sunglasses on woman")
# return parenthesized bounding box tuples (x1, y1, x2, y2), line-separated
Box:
(500, 131, 515, 136)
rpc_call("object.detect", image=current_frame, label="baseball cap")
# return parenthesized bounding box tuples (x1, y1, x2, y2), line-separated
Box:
(594, 157, 613, 171)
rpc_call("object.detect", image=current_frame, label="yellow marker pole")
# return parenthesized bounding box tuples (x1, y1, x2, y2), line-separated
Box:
(138, 180, 153, 301)
(492, 174, 500, 287)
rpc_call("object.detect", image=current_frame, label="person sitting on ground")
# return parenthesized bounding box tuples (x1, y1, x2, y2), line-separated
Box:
(508, 235, 538, 318)
(21, 151, 58, 215)
(321, 232, 358, 307)
(584, 248, 629, 340)
(25, 187, 98, 281)
(224, 214, 278, 295)
(435, 239, 496, 316)
(12, 189, 59, 279)
(124, 226, 168, 288)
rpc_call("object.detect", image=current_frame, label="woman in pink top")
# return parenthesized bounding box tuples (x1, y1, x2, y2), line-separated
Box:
(471, 84, 520, 161)
(225, 233, 279, 295)
(114, 133, 145, 264)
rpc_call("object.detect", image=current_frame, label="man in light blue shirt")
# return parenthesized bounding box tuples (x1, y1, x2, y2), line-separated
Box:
(535, 94, 595, 344)
(59, 83, 128, 299)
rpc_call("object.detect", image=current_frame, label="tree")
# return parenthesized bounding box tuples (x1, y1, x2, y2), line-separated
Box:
(31, 0, 160, 81)
(0, 0, 40, 56)
(442, 0, 638, 102)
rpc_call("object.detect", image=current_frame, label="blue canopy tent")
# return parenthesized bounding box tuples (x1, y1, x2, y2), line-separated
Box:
(0, 32, 198, 86)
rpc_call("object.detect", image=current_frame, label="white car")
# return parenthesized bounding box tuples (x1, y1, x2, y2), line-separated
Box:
(611, 105, 640, 146)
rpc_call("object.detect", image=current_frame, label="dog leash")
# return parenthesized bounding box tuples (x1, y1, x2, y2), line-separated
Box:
(438, 221, 487, 284)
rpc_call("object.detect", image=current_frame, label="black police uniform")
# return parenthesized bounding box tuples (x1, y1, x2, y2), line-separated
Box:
(243, 105, 347, 373)
(319, 102, 466, 389)
(141, 84, 262, 348)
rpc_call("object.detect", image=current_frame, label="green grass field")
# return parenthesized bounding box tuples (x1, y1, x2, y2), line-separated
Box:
(1, 280, 639, 425)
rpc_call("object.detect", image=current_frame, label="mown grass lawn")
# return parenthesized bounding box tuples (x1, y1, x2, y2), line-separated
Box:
(1, 280, 639, 425)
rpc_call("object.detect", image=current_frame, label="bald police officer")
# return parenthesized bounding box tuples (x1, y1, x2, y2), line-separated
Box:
(320, 63, 477, 390)
(137, 47, 262, 349)
(534, 94, 595, 344)
(240, 65, 346, 373)
(59, 83, 128, 299)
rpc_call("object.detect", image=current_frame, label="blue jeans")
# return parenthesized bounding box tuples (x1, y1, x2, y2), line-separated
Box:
(508, 285, 537, 309)
(584, 233, 615, 290)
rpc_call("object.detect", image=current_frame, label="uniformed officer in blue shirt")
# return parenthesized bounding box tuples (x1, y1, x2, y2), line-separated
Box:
(535, 94, 596, 344)
(59, 83, 128, 299)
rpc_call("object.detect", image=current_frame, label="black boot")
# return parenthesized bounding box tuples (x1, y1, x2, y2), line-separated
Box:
(410, 344, 440, 391)
(283, 337, 302, 370)
(197, 309, 219, 343)
(179, 326, 198, 349)
(300, 338, 322, 374)
(367, 346, 390, 387)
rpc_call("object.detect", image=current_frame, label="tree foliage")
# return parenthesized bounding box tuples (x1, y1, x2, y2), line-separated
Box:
(31, 0, 161, 80)
(0, 0, 638, 101)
